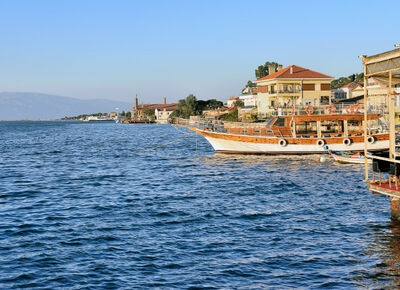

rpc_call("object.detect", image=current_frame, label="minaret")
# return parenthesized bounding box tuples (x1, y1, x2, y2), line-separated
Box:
(134, 94, 139, 109)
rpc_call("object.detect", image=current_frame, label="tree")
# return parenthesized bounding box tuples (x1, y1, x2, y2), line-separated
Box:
(255, 61, 280, 79)
(221, 109, 238, 122)
(234, 100, 244, 108)
(143, 108, 154, 118)
(242, 80, 256, 94)
(172, 94, 199, 119)
(331, 73, 364, 89)
(197, 99, 223, 111)
(170, 95, 224, 119)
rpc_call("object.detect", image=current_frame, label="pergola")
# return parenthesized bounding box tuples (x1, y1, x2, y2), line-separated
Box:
(362, 48, 400, 181)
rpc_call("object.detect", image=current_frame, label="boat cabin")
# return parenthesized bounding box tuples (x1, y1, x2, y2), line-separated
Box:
(226, 113, 382, 139)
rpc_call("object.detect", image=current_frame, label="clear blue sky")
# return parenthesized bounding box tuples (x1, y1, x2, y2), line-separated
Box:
(0, 0, 398, 103)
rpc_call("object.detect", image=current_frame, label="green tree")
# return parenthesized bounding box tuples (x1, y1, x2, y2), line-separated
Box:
(255, 61, 279, 79)
(234, 100, 244, 107)
(221, 109, 238, 122)
(197, 99, 223, 111)
(242, 80, 256, 94)
(172, 94, 198, 118)
(355, 73, 364, 82)
(141, 108, 155, 122)
(170, 95, 224, 119)
(331, 73, 364, 89)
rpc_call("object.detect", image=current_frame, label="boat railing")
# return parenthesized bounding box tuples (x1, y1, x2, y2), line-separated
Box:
(270, 103, 385, 116)
(172, 117, 228, 133)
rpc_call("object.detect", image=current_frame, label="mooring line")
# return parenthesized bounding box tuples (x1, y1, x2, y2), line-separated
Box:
(171, 124, 198, 136)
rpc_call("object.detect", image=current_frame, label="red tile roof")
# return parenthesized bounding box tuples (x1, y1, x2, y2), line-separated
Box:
(340, 82, 362, 89)
(255, 65, 333, 81)
(136, 103, 178, 111)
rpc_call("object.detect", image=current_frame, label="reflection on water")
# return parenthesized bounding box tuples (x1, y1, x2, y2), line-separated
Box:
(356, 220, 400, 288)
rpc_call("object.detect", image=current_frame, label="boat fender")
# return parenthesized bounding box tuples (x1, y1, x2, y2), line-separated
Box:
(367, 136, 376, 144)
(323, 145, 329, 151)
(343, 138, 352, 146)
(278, 139, 288, 147)
(316, 139, 325, 147)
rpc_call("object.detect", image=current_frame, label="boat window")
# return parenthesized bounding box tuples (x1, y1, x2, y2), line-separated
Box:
(266, 118, 275, 127)
(348, 120, 361, 134)
(274, 117, 285, 127)
(296, 121, 317, 134)
(321, 120, 339, 133)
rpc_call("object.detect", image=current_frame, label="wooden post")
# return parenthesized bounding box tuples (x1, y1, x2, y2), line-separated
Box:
(317, 121, 322, 138)
(363, 57, 369, 181)
(389, 70, 395, 160)
(343, 120, 348, 137)
(391, 196, 400, 221)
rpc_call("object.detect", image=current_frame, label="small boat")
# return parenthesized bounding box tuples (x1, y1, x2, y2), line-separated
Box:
(329, 151, 371, 164)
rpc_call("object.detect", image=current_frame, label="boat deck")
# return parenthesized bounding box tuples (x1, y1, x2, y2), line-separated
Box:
(369, 181, 400, 197)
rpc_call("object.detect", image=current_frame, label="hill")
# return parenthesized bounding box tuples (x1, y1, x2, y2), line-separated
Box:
(0, 92, 132, 120)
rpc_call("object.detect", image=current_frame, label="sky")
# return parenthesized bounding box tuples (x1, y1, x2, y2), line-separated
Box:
(0, 0, 398, 103)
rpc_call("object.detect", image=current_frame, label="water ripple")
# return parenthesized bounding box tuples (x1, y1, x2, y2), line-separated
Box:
(0, 121, 398, 288)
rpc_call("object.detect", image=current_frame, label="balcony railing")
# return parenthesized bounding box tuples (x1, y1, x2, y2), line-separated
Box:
(277, 88, 301, 94)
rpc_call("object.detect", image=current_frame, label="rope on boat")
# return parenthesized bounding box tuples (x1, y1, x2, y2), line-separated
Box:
(171, 124, 198, 136)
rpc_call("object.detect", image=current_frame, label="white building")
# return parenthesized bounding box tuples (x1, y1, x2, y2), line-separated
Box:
(227, 95, 257, 107)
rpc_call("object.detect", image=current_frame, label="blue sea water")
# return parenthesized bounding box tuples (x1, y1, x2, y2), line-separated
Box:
(0, 121, 399, 288)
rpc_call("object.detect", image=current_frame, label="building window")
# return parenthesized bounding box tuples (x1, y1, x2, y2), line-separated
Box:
(302, 84, 315, 91)
(321, 83, 331, 90)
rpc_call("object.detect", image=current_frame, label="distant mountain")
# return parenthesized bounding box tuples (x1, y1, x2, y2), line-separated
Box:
(0, 92, 133, 120)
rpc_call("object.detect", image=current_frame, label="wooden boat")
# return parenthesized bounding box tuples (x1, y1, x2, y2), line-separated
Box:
(330, 151, 372, 164)
(188, 110, 389, 154)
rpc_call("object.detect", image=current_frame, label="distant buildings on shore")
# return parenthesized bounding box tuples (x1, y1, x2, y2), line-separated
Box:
(130, 97, 178, 124)
(127, 63, 400, 123)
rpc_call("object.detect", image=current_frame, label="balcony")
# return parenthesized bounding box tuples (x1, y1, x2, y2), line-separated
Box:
(277, 84, 301, 94)
(277, 88, 301, 94)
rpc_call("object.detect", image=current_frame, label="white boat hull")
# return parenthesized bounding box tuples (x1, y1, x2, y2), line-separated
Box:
(330, 153, 372, 164)
(201, 133, 389, 154)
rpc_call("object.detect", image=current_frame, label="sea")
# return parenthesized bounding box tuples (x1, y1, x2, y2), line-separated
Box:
(0, 121, 399, 289)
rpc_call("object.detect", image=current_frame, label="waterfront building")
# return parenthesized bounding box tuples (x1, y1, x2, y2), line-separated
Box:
(333, 82, 363, 100)
(154, 104, 178, 124)
(241, 86, 257, 95)
(203, 106, 235, 119)
(131, 97, 177, 123)
(226, 97, 239, 107)
(225, 95, 257, 120)
(227, 95, 257, 107)
(255, 65, 333, 118)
